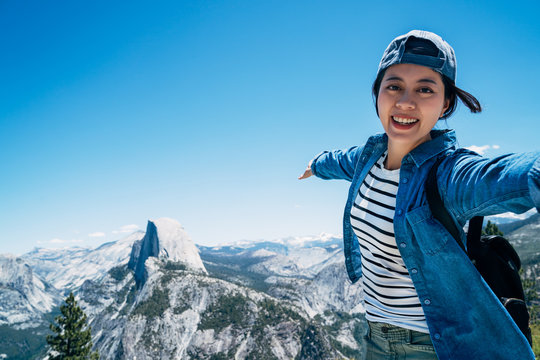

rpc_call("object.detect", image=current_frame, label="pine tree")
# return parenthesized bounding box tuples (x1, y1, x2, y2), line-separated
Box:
(46, 292, 99, 360)
(482, 220, 504, 236)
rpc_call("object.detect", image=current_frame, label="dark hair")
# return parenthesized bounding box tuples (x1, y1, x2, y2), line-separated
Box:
(371, 68, 482, 120)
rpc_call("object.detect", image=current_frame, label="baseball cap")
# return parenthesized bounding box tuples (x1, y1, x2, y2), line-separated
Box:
(377, 30, 457, 83)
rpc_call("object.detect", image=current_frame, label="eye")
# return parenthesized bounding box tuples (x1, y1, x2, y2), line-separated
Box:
(386, 85, 401, 91)
(418, 87, 434, 94)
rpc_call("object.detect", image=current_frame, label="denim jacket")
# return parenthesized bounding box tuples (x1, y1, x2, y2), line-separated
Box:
(311, 129, 539, 360)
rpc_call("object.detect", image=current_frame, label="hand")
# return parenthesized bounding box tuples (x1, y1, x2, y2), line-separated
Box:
(298, 160, 313, 180)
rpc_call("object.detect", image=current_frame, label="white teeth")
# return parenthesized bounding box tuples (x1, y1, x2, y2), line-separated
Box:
(392, 116, 418, 124)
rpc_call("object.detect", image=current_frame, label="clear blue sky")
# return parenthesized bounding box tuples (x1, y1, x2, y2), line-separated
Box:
(1, 0, 539, 255)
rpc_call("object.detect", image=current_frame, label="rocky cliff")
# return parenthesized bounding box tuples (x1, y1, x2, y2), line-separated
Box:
(0, 255, 61, 328)
(128, 218, 206, 286)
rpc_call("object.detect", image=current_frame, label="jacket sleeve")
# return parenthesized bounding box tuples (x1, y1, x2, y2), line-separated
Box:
(439, 149, 540, 223)
(310, 146, 364, 182)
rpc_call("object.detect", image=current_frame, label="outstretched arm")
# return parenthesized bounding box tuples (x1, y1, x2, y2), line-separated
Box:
(440, 150, 540, 224)
(298, 146, 363, 182)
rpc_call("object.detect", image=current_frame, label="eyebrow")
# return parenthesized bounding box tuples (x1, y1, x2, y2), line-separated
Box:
(384, 76, 438, 85)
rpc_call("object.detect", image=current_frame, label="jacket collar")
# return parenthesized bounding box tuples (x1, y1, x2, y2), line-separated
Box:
(407, 129, 457, 167)
(367, 129, 457, 168)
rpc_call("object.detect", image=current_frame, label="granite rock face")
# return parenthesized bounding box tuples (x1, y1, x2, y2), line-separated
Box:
(81, 259, 353, 360)
(128, 218, 206, 286)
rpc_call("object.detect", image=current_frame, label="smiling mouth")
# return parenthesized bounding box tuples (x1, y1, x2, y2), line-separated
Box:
(392, 116, 419, 125)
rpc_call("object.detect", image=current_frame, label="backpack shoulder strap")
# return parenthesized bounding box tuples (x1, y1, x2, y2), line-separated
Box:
(425, 157, 483, 251)
(467, 216, 484, 246)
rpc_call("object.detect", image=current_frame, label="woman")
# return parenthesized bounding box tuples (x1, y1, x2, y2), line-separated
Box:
(299, 30, 539, 360)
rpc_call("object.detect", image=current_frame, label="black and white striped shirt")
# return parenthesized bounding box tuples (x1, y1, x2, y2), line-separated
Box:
(350, 152, 428, 333)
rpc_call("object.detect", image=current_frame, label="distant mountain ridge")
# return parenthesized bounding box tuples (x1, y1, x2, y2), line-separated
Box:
(499, 213, 540, 236)
(505, 213, 540, 267)
(22, 231, 144, 290)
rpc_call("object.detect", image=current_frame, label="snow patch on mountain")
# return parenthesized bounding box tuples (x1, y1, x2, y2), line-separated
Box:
(250, 249, 277, 257)
(218, 233, 340, 250)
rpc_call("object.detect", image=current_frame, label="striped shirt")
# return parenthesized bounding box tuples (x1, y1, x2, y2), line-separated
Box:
(350, 153, 428, 333)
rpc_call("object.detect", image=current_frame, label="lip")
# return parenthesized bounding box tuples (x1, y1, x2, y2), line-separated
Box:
(390, 115, 420, 129)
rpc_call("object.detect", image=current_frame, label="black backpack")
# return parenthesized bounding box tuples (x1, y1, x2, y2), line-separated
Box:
(426, 158, 532, 346)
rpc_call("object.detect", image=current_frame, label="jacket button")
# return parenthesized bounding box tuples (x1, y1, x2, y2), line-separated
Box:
(397, 209, 403, 215)
(434, 333, 441, 340)
(411, 268, 418, 274)
(400, 242, 407, 248)
(402, 178, 408, 184)
(424, 299, 431, 305)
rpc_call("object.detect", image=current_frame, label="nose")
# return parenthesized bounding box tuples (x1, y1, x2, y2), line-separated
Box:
(396, 90, 415, 110)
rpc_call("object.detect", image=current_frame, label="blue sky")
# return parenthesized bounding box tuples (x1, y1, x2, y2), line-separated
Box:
(1, 0, 539, 255)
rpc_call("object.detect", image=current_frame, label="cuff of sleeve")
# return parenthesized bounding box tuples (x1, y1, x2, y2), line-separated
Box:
(310, 151, 328, 178)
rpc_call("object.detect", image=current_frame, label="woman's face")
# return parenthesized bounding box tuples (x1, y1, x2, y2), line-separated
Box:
(377, 63, 449, 151)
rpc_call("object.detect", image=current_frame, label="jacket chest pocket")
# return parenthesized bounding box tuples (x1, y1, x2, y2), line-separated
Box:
(406, 205, 452, 256)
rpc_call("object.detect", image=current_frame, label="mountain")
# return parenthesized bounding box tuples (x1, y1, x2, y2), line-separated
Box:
(0, 230, 143, 360)
(0, 255, 62, 328)
(79, 261, 354, 359)
(199, 233, 343, 280)
(506, 213, 540, 268)
(128, 218, 206, 286)
(0, 255, 63, 360)
(199, 234, 364, 317)
(486, 209, 537, 226)
(78, 229, 365, 359)
(22, 231, 144, 291)
(499, 213, 540, 237)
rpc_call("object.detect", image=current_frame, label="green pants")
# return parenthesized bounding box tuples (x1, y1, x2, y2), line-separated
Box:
(364, 321, 438, 360)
